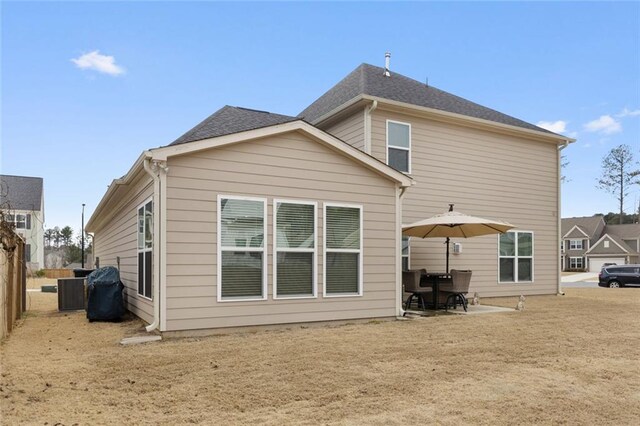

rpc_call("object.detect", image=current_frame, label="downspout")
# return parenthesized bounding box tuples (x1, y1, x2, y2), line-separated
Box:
(364, 100, 378, 155)
(557, 141, 570, 296)
(142, 156, 166, 332)
(396, 184, 408, 317)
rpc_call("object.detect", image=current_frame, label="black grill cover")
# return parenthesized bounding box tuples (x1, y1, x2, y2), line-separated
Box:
(86, 266, 125, 321)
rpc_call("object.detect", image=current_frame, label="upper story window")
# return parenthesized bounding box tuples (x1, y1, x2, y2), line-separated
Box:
(499, 231, 534, 283)
(386, 120, 411, 173)
(7, 213, 30, 229)
(569, 239, 583, 250)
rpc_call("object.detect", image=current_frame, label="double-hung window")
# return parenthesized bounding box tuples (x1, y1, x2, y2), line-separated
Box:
(7, 214, 30, 229)
(324, 204, 362, 296)
(274, 200, 317, 298)
(499, 231, 534, 283)
(218, 196, 267, 301)
(386, 120, 411, 173)
(402, 236, 410, 270)
(137, 200, 153, 299)
(569, 257, 583, 269)
(569, 240, 583, 250)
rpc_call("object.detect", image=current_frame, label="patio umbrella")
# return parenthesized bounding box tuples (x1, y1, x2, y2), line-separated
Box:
(402, 204, 514, 272)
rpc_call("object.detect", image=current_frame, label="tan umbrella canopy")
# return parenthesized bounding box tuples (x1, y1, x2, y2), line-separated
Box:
(402, 204, 514, 272)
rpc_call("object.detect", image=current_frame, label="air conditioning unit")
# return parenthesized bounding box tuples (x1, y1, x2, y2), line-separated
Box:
(452, 243, 462, 254)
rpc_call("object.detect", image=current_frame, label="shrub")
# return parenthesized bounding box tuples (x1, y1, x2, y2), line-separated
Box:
(35, 269, 46, 278)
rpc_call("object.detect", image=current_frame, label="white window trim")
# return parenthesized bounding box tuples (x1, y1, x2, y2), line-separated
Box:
(402, 236, 411, 270)
(323, 202, 364, 298)
(217, 194, 268, 302)
(498, 230, 534, 284)
(386, 119, 412, 174)
(137, 198, 153, 300)
(273, 199, 318, 300)
(569, 239, 583, 250)
(569, 257, 583, 269)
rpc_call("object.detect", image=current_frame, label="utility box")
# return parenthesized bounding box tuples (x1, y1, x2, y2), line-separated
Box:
(57, 278, 85, 311)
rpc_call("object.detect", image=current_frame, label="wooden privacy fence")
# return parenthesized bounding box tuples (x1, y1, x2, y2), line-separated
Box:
(1, 228, 26, 340)
(43, 269, 74, 279)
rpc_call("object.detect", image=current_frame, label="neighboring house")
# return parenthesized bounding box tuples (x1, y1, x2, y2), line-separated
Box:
(0, 175, 45, 270)
(561, 216, 640, 272)
(87, 60, 573, 333)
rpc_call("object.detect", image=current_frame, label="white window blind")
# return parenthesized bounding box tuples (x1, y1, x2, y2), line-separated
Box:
(219, 196, 266, 300)
(324, 204, 362, 296)
(274, 201, 316, 298)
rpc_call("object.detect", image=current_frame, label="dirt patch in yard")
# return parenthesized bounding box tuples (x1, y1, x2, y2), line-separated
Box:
(1, 289, 639, 425)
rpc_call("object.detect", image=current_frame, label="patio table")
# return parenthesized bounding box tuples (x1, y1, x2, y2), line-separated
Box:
(421, 272, 451, 310)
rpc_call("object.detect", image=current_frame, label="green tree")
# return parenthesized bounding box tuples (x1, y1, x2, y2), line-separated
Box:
(60, 226, 73, 247)
(597, 145, 640, 224)
(52, 226, 61, 248)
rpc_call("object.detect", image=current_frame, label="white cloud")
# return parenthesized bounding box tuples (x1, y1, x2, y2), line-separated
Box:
(583, 115, 622, 135)
(618, 108, 640, 117)
(71, 50, 125, 76)
(536, 120, 567, 133)
(567, 131, 578, 138)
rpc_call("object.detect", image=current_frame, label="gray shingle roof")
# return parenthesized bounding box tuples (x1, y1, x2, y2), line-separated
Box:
(0, 175, 44, 211)
(604, 223, 640, 239)
(298, 63, 556, 135)
(170, 106, 299, 146)
(561, 216, 605, 239)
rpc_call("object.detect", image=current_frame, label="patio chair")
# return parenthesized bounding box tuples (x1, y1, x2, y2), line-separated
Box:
(403, 270, 433, 311)
(439, 269, 472, 312)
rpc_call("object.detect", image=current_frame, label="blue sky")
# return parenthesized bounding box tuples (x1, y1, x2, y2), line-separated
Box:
(2, 1, 639, 234)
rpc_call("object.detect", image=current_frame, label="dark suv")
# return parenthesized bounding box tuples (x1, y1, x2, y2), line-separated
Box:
(598, 265, 640, 288)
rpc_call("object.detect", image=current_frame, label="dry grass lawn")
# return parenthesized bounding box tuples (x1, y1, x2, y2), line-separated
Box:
(1, 287, 639, 425)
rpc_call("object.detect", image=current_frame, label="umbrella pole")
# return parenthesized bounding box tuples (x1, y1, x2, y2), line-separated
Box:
(445, 236, 450, 273)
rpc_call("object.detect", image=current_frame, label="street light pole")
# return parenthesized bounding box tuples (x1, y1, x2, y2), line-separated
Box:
(81, 203, 85, 269)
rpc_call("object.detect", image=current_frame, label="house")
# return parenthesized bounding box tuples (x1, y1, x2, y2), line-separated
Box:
(87, 59, 573, 333)
(561, 216, 640, 272)
(0, 175, 45, 270)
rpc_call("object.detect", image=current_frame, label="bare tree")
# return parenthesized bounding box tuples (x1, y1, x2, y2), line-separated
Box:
(597, 144, 640, 224)
(561, 154, 570, 183)
(44, 228, 54, 247)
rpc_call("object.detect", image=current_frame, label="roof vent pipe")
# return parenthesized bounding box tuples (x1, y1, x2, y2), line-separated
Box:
(384, 52, 391, 77)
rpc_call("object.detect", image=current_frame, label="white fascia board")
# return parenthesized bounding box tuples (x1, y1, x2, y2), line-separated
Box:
(148, 121, 413, 188)
(85, 152, 149, 232)
(585, 234, 629, 254)
(362, 95, 576, 145)
(562, 225, 590, 239)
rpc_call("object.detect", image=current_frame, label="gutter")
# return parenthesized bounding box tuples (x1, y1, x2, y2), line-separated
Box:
(557, 140, 572, 296)
(142, 154, 168, 332)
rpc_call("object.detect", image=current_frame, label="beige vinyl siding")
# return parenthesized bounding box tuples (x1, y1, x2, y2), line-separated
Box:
(588, 237, 627, 255)
(92, 174, 154, 323)
(323, 110, 365, 150)
(371, 108, 560, 297)
(164, 131, 397, 331)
